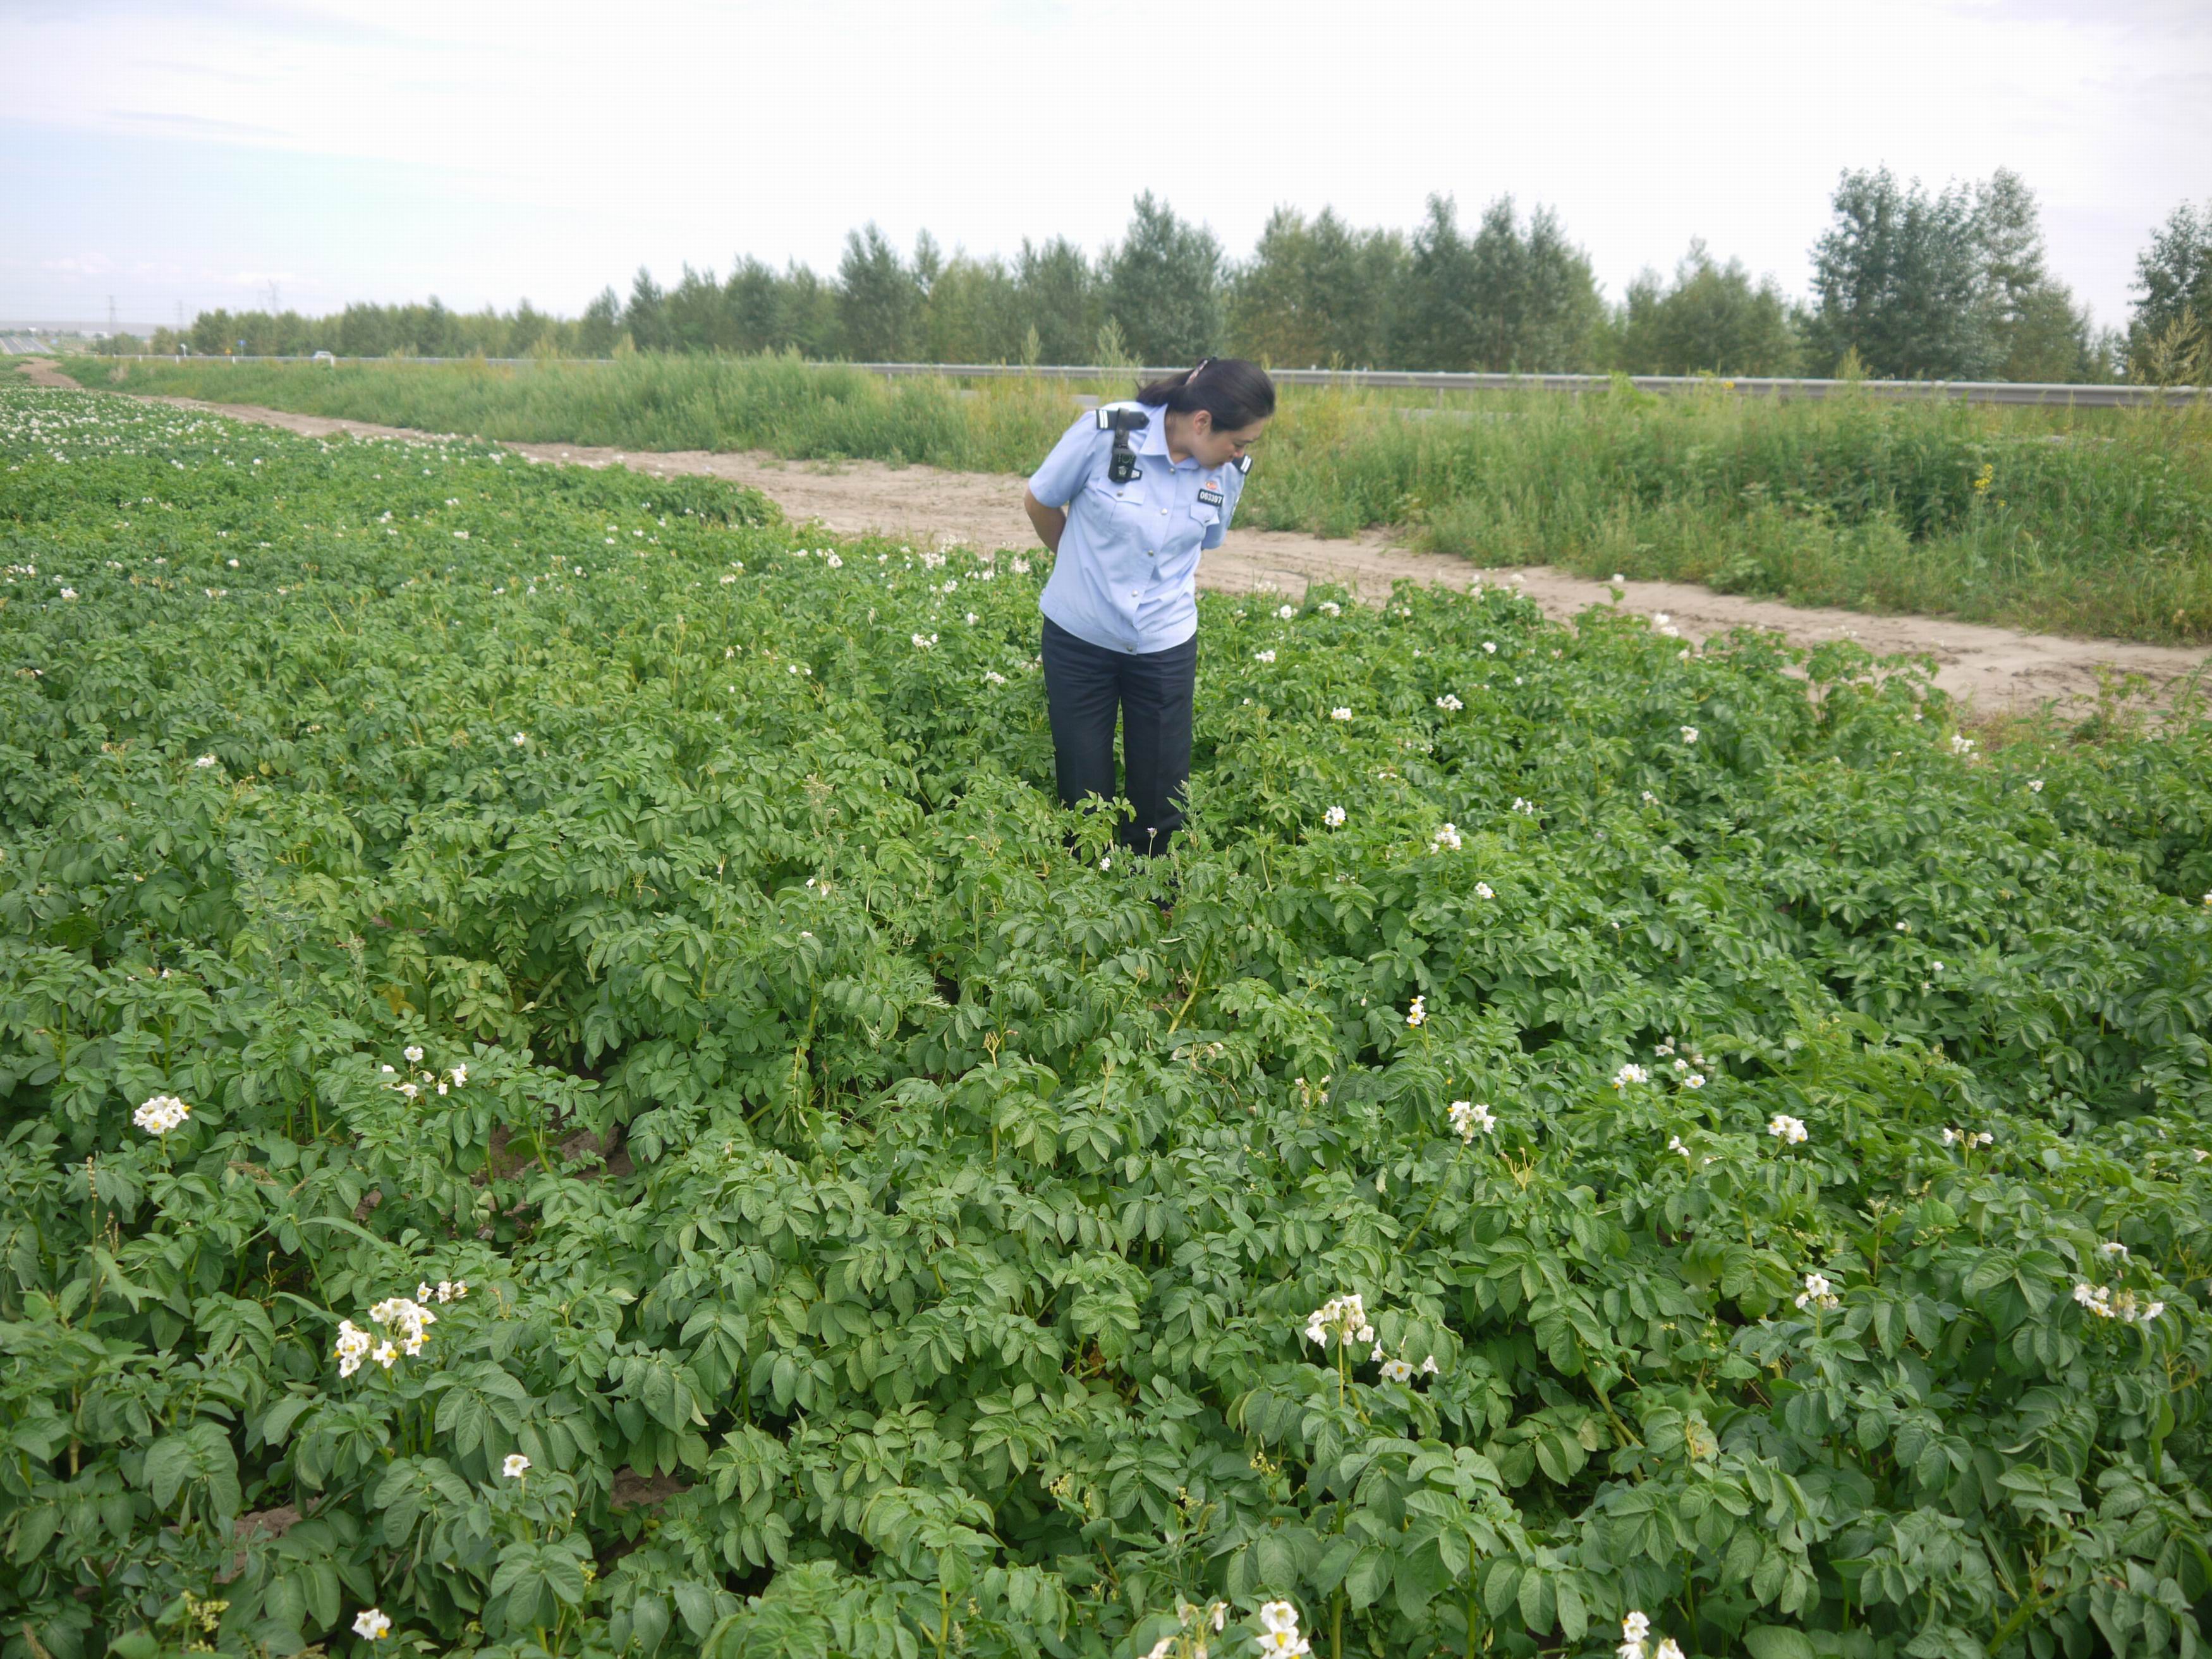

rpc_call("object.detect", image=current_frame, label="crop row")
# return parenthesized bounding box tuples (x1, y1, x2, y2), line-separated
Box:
(1, 386, 2209, 1659)
(85, 355, 2212, 646)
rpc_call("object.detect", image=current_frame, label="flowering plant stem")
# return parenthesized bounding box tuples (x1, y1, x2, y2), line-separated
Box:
(1398, 1141, 1470, 1255)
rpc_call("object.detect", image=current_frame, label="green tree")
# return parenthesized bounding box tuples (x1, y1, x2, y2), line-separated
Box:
(1806, 168, 1995, 379)
(1229, 207, 1401, 368)
(664, 264, 727, 353)
(1464, 197, 1603, 371)
(1103, 192, 1224, 366)
(621, 269, 669, 354)
(778, 263, 842, 360)
(1010, 237, 1097, 364)
(335, 301, 394, 358)
(418, 296, 458, 358)
(507, 300, 552, 358)
(722, 258, 787, 354)
(578, 287, 623, 357)
(1389, 195, 1479, 370)
(921, 253, 1021, 363)
(1971, 169, 2097, 382)
(836, 224, 921, 360)
(1617, 241, 1800, 375)
(1390, 195, 1601, 372)
(2126, 200, 2212, 382)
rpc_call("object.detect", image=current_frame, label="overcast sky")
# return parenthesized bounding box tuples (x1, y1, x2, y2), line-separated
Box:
(6, 0, 2207, 333)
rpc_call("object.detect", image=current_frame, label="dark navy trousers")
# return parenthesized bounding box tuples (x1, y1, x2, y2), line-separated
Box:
(1040, 615, 1196, 857)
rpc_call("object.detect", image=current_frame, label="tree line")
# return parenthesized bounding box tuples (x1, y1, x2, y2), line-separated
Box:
(142, 172, 2212, 384)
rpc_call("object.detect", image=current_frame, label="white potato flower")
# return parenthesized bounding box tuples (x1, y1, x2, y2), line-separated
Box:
(1436, 693, 1463, 711)
(1768, 1114, 1809, 1145)
(1254, 648, 1276, 663)
(1680, 726, 1699, 744)
(1447, 1100, 1495, 1141)
(1323, 805, 1346, 828)
(511, 732, 528, 747)
(404, 1044, 423, 1063)
(1301, 1295, 1374, 1351)
(1406, 995, 1426, 1027)
(1612, 1064, 1649, 1090)
(1432, 823, 1462, 851)
(133, 1094, 191, 1136)
(1795, 1272, 1840, 1311)
(353, 1608, 392, 1641)
(1277, 604, 1296, 619)
(1330, 707, 1352, 722)
(1258, 1601, 1304, 1638)
(193, 754, 217, 769)
(1474, 881, 1494, 899)
(503, 1453, 532, 1478)
(334, 1318, 372, 1377)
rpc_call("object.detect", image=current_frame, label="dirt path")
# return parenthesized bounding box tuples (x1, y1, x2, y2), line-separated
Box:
(18, 357, 80, 388)
(28, 370, 2211, 715)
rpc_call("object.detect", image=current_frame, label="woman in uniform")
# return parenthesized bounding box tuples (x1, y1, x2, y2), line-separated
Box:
(1020, 357, 1275, 863)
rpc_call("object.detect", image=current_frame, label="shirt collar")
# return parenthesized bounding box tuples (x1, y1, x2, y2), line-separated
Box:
(1135, 405, 1171, 458)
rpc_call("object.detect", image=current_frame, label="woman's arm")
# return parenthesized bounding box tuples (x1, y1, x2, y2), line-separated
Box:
(1023, 487, 1067, 554)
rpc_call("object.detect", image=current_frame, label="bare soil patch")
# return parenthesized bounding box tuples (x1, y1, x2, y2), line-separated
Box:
(16, 357, 80, 389)
(64, 385, 2212, 715)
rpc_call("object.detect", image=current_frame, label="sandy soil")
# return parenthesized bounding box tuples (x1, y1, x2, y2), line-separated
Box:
(26, 368, 2210, 716)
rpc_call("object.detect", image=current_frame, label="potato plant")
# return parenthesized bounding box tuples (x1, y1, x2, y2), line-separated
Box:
(2, 386, 2209, 1659)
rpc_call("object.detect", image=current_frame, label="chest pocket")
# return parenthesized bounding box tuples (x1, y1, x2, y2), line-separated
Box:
(1189, 501, 1220, 535)
(1083, 477, 1150, 521)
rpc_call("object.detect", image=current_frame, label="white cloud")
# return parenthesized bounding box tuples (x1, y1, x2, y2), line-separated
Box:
(5, 0, 2205, 326)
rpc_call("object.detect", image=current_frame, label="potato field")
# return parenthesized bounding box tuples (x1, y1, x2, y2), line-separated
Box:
(3, 384, 2211, 1659)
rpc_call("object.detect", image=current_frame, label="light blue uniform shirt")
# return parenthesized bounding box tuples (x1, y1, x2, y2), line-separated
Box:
(1028, 401, 1247, 654)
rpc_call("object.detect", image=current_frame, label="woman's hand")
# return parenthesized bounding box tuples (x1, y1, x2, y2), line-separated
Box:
(1023, 487, 1066, 554)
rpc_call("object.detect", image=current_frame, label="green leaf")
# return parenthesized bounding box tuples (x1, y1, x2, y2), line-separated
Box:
(1746, 1626, 1821, 1659)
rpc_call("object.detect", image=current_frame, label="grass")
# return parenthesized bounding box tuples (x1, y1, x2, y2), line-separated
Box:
(64, 353, 2212, 645)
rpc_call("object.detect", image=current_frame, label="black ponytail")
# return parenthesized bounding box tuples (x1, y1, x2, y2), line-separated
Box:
(1134, 356, 1276, 430)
